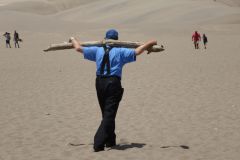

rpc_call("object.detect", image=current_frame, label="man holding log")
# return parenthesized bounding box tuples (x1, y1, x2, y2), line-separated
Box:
(70, 29, 157, 152)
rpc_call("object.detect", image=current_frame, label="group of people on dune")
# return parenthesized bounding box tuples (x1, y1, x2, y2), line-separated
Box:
(192, 31, 208, 49)
(2, 30, 21, 48)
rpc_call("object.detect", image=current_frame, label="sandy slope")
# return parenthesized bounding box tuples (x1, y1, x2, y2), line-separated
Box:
(0, 0, 240, 160)
(0, 0, 102, 14)
(0, 0, 240, 33)
(217, 0, 240, 6)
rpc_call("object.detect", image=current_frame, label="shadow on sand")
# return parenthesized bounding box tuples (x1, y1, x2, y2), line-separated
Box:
(109, 143, 146, 150)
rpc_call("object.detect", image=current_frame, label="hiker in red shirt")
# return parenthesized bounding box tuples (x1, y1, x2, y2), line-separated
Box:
(192, 31, 201, 49)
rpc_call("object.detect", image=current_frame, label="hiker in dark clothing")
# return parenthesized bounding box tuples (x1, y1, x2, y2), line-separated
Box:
(203, 34, 208, 49)
(3, 32, 11, 48)
(70, 29, 157, 152)
(14, 30, 20, 48)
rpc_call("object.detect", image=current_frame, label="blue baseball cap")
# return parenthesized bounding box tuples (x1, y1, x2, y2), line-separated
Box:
(105, 29, 118, 40)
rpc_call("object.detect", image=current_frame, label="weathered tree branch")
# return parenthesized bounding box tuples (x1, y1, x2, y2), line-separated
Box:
(44, 40, 164, 52)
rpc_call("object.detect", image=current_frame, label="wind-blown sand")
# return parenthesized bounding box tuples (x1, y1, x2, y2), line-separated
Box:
(0, 0, 240, 160)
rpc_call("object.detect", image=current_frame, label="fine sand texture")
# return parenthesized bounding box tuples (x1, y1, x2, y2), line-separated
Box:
(0, 0, 240, 160)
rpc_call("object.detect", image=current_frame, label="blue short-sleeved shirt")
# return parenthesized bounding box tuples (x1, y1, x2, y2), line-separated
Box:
(83, 46, 136, 78)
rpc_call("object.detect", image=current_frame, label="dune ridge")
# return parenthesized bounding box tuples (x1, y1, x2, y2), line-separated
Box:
(0, 0, 239, 27)
(0, 0, 102, 15)
(217, 0, 240, 7)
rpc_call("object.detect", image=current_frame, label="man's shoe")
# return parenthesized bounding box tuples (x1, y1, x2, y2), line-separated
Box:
(94, 147, 104, 152)
(106, 142, 116, 148)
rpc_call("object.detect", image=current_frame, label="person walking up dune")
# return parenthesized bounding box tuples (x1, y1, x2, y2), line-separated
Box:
(203, 33, 208, 49)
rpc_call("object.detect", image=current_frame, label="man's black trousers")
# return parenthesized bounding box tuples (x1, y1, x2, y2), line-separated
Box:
(94, 76, 124, 151)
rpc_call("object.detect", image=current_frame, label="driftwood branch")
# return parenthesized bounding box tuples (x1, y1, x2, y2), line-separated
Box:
(43, 40, 164, 52)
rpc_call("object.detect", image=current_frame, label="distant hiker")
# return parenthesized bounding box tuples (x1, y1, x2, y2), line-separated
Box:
(203, 34, 208, 49)
(70, 29, 157, 152)
(192, 31, 201, 49)
(14, 30, 20, 48)
(3, 32, 11, 48)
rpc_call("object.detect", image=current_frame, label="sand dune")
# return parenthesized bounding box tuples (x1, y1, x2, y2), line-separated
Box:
(0, 0, 240, 160)
(0, 0, 102, 14)
(0, 0, 239, 29)
(217, 0, 240, 6)
(54, 0, 240, 26)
